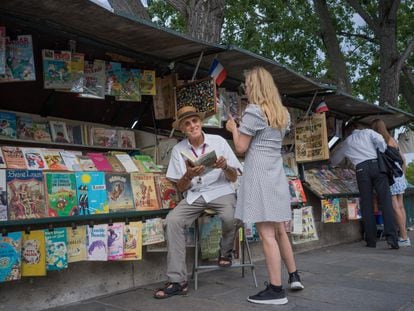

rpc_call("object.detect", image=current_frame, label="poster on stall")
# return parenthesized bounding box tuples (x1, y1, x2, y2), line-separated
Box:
(295, 113, 329, 163)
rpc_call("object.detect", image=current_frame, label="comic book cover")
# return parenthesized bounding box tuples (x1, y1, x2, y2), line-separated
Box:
(290, 179, 307, 203)
(32, 121, 52, 142)
(6, 170, 46, 220)
(20, 147, 48, 170)
(0, 27, 5, 75)
(2, 146, 26, 169)
(347, 198, 362, 220)
(291, 206, 319, 245)
(42, 149, 67, 170)
(42, 49, 72, 89)
(0, 35, 36, 82)
(154, 175, 180, 209)
(105, 173, 134, 212)
(117, 68, 141, 102)
(123, 221, 142, 261)
(0, 149, 6, 169)
(0, 111, 16, 139)
(75, 172, 108, 215)
(86, 224, 108, 261)
(80, 59, 105, 99)
(118, 130, 136, 149)
(44, 228, 68, 271)
(131, 173, 159, 211)
(60, 151, 82, 171)
(105, 61, 122, 96)
(49, 121, 70, 143)
(21, 230, 46, 276)
(16, 115, 34, 140)
(0, 170, 7, 220)
(142, 218, 165, 245)
(66, 225, 87, 263)
(140, 70, 156, 95)
(45, 172, 78, 217)
(0, 231, 22, 282)
(86, 152, 113, 171)
(90, 127, 118, 147)
(107, 223, 124, 261)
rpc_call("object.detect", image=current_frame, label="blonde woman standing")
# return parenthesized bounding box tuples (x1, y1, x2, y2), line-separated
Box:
(372, 119, 410, 247)
(226, 67, 302, 305)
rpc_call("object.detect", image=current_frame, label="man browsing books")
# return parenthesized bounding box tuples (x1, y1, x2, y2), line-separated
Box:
(154, 106, 242, 299)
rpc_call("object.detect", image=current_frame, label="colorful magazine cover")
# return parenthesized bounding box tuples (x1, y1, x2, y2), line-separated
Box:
(16, 115, 34, 140)
(20, 147, 48, 170)
(321, 198, 341, 223)
(0, 27, 5, 75)
(142, 218, 165, 246)
(87, 224, 108, 261)
(42, 49, 72, 89)
(2, 146, 26, 169)
(6, 170, 46, 220)
(289, 179, 307, 203)
(44, 228, 68, 271)
(118, 130, 136, 149)
(45, 172, 78, 217)
(42, 149, 68, 170)
(80, 59, 105, 99)
(291, 206, 319, 245)
(66, 225, 87, 263)
(0, 111, 17, 139)
(68, 52, 85, 93)
(123, 221, 142, 261)
(0, 35, 36, 82)
(131, 173, 159, 211)
(75, 172, 109, 215)
(0, 231, 22, 282)
(108, 223, 124, 261)
(105, 173, 134, 212)
(140, 70, 156, 95)
(105, 61, 122, 96)
(0, 169, 7, 221)
(155, 175, 180, 209)
(117, 68, 141, 102)
(21, 230, 46, 277)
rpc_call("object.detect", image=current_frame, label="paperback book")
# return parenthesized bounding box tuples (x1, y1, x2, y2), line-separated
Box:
(117, 68, 141, 102)
(114, 153, 139, 173)
(0, 231, 22, 282)
(21, 147, 48, 170)
(123, 221, 142, 261)
(45, 172, 78, 217)
(107, 223, 124, 261)
(87, 224, 108, 261)
(321, 198, 341, 223)
(133, 155, 161, 173)
(21, 230, 46, 277)
(90, 127, 118, 148)
(16, 115, 34, 140)
(2, 146, 26, 169)
(105, 153, 126, 172)
(0, 111, 17, 139)
(66, 225, 87, 263)
(6, 170, 46, 220)
(142, 218, 165, 246)
(347, 198, 362, 220)
(75, 172, 109, 215)
(180, 149, 217, 173)
(140, 70, 156, 96)
(49, 121, 70, 143)
(81, 59, 105, 99)
(105, 61, 122, 96)
(32, 121, 52, 142)
(86, 152, 113, 171)
(118, 130, 136, 149)
(44, 228, 68, 271)
(60, 151, 82, 171)
(77, 155, 98, 171)
(131, 173, 159, 211)
(42, 49, 72, 89)
(105, 173, 134, 212)
(154, 175, 180, 209)
(291, 206, 319, 245)
(42, 149, 68, 170)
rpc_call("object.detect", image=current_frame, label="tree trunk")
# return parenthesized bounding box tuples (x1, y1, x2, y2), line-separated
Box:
(108, 0, 150, 19)
(313, 0, 352, 93)
(400, 67, 414, 112)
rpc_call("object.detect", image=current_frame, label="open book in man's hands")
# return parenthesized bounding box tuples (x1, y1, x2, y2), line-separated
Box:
(180, 149, 218, 169)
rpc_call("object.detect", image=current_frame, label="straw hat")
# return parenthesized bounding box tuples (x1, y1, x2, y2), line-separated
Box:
(172, 106, 205, 130)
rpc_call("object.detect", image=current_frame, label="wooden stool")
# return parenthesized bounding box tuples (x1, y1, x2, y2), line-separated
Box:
(192, 208, 258, 290)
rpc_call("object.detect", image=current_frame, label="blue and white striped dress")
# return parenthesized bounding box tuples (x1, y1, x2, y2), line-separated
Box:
(235, 104, 291, 223)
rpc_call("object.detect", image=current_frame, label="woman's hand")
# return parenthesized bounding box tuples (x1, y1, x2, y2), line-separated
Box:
(226, 116, 237, 133)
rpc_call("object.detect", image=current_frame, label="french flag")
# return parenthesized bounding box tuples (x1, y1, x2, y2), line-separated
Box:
(208, 59, 227, 86)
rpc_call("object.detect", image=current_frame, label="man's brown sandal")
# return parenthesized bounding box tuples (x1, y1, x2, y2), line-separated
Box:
(153, 282, 188, 299)
(218, 255, 232, 268)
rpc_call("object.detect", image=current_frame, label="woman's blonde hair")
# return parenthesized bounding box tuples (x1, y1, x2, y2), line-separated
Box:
(244, 66, 288, 129)
(372, 119, 392, 143)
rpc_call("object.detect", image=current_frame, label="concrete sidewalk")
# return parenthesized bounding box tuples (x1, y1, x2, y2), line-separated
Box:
(48, 232, 414, 311)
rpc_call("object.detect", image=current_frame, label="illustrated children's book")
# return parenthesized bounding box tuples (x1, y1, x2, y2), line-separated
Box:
(42, 49, 72, 89)
(0, 170, 7, 221)
(0, 148, 6, 169)
(321, 198, 341, 223)
(105, 173, 134, 212)
(0, 35, 36, 82)
(117, 68, 141, 102)
(118, 130, 136, 149)
(107, 223, 124, 261)
(142, 218, 165, 246)
(140, 70, 156, 96)
(6, 170, 46, 220)
(86, 152, 113, 171)
(123, 221, 142, 261)
(45, 172, 78, 217)
(32, 121, 52, 142)
(42, 149, 68, 170)
(81, 59, 105, 99)
(0, 231, 22, 282)
(0, 27, 5, 75)
(60, 151, 82, 171)
(44, 228, 68, 271)
(66, 225, 87, 263)
(87, 224, 108, 261)
(2, 146, 26, 169)
(90, 127, 118, 147)
(77, 155, 98, 171)
(49, 121, 70, 143)
(105, 61, 122, 96)
(75, 172, 109, 215)
(154, 175, 180, 209)
(21, 230, 46, 277)
(21, 147, 48, 170)
(131, 173, 159, 211)
(0, 111, 17, 139)
(16, 115, 34, 140)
